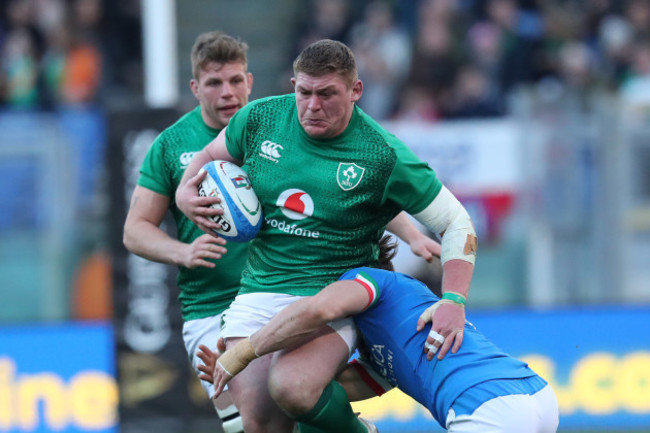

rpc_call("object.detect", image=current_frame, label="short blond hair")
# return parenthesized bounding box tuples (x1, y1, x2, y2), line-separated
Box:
(191, 31, 249, 79)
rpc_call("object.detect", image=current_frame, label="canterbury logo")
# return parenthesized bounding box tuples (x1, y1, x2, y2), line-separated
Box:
(179, 151, 197, 167)
(260, 140, 283, 162)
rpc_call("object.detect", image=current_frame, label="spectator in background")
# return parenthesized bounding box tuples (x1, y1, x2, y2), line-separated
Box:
(350, 1, 411, 120)
(405, 3, 463, 118)
(62, 0, 102, 105)
(556, 41, 597, 92)
(34, 0, 67, 107)
(292, 0, 353, 57)
(0, 27, 38, 106)
(33, 0, 66, 33)
(581, 0, 615, 45)
(3, 0, 45, 57)
(0, 0, 42, 107)
(597, 14, 634, 88)
(447, 63, 504, 119)
(393, 84, 440, 122)
(282, 0, 355, 93)
(623, 0, 650, 40)
(620, 40, 650, 103)
(484, 0, 544, 93)
(39, 23, 67, 107)
(465, 21, 503, 99)
(61, 32, 101, 105)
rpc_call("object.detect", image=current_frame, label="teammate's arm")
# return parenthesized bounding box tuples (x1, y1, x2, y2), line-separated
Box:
(211, 280, 370, 398)
(175, 128, 240, 234)
(386, 211, 441, 261)
(123, 186, 227, 268)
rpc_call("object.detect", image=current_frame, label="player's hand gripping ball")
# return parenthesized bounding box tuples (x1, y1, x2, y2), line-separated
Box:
(197, 161, 262, 242)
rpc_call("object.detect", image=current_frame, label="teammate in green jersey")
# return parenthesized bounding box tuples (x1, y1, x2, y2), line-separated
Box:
(175, 39, 477, 433)
(122, 31, 258, 433)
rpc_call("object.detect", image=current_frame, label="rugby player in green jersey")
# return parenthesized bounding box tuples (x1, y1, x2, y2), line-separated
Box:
(123, 31, 257, 433)
(125, 33, 441, 433)
(176, 39, 477, 433)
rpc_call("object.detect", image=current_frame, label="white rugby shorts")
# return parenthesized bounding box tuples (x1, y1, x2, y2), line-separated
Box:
(221, 292, 358, 356)
(182, 314, 228, 397)
(446, 384, 559, 433)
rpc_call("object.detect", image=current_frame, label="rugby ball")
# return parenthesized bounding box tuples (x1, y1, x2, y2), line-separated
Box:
(197, 161, 262, 242)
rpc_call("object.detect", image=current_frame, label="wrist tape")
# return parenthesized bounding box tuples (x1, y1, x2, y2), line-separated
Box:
(441, 291, 466, 306)
(217, 338, 258, 377)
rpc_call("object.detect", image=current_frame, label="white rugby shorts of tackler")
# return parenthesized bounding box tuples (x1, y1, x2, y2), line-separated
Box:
(446, 379, 558, 433)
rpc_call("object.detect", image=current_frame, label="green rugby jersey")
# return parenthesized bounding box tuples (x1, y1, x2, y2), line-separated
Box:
(138, 106, 249, 321)
(225, 94, 442, 296)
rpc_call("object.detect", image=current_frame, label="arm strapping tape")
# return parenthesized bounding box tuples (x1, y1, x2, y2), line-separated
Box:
(413, 186, 477, 265)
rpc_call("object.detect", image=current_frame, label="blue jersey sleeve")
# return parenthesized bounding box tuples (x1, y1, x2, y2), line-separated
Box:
(339, 268, 389, 310)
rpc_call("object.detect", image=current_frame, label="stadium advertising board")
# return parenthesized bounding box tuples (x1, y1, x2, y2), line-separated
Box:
(384, 119, 522, 194)
(352, 306, 650, 432)
(0, 323, 116, 433)
(107, 108, 217, 426)
(384, 119, 522, 243)
(3, 311, 645, 432)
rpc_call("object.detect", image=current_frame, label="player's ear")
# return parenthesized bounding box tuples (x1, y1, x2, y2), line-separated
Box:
(190, 79, 200, 100)
(351, 80, 363, 103)
(246, 72, 254, 95)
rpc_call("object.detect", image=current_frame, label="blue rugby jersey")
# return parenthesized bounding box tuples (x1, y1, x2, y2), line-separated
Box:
(340, 267, 541, 428)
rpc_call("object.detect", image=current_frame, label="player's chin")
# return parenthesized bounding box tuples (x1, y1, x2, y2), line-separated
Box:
(301, 123, 331, 138)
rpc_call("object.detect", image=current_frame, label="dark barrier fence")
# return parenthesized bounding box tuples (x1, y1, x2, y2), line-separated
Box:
(107, 107, 220, 432)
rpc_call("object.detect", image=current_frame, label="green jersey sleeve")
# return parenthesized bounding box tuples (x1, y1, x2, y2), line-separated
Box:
(138, 134, 172, 197)
(383, 139, 442, 215)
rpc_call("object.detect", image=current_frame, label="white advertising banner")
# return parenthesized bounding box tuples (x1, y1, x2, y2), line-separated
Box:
(383, 119, 523, 194)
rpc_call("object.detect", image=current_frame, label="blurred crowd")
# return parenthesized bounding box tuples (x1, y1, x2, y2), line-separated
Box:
(3, 0, 650, 119)
(0, 0, 141, 109)
(291, 0, 650, 121)
(0, 0, 104, 108)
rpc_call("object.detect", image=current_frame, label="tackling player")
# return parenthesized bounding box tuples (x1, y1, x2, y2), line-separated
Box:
(204, 236, 559, 432)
